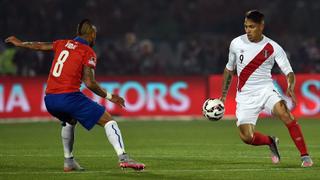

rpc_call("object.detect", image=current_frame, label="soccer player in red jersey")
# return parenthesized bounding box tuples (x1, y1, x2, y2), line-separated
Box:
(5, 19, 145, 171)
(220, 10, 313, 167)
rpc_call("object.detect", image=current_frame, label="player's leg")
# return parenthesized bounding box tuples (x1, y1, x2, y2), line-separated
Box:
(45, 93, 84, 172)
(68, 92, 145, 170)
(61, 120, 84, 172)
(239, 124, 254, 144)
(272, 100, 313, 167)
(97, 113, 146, 170)
(236, 93, 280, 164)
(237, 102, 273, 147)
(96, 112, 125, 156)
(61, 120, 76, 159)
(238, 124, 273, 146)
(96, 112, 145, 170)
(238, 124, 280, 164)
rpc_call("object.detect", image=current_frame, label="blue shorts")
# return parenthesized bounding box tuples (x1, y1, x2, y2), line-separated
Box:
(44, 92, 105, 130)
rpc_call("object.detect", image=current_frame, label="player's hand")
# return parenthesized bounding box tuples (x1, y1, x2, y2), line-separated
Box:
(109, 94, 125, 108)
(5, 36, 22, 47)
(286, 87, 297, 107)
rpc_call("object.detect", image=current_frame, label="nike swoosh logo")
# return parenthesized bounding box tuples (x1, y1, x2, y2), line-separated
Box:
(214, 112, 223, 116)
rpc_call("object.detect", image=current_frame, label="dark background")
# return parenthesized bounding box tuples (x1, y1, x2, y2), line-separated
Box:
(1, 0, 319, 76)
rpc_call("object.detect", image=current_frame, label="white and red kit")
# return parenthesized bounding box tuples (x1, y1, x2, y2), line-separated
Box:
(226, 34, 293, 126)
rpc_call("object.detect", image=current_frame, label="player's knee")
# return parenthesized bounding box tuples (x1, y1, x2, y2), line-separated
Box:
(279, 101, 294, 122)
(279, 112, 292, 123)
(97, 111, 113, 126)
(239, 132, 253, 144)
(275, 101, 293, 123)
(68, 119, 77, 125)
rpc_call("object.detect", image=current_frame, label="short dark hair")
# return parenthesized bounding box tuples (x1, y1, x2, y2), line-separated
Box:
(77, 19, 95, 36)
(245, 10, 264, 23)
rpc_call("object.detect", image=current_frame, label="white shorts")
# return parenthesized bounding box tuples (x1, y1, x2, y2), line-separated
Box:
(235, 87, 283, 127)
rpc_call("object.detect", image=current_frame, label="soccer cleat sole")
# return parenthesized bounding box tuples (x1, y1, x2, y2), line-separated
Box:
(301, 156, 314, 168)
(271, 155, 280, 164)
(301, 161, 313, 168)
(119, 162, 145, 171)
(269, 136, 281, 164)
(63, 167, 85, 172)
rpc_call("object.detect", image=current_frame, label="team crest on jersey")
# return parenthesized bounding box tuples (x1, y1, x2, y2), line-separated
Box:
(88, 57, 96, 66)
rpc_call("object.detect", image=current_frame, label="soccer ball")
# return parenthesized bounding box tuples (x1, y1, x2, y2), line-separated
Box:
(202, 98, 225, 121)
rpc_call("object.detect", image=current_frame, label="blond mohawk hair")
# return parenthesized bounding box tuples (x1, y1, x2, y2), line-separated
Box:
(77, 19, 95, 36)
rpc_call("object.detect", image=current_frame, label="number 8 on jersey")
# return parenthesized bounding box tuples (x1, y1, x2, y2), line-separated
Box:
(53, 50, 69, 77)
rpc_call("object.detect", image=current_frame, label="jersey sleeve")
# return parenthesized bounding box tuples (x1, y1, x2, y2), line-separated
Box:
(83, 49, 97, 69)
(226, 40, 236, 71)
(274, 44, 293, 75)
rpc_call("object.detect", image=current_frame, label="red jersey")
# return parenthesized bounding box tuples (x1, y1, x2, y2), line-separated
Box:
(45, 39, 97, 94)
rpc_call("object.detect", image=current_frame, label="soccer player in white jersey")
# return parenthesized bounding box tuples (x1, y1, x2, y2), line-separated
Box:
(220, 10, 313, 167)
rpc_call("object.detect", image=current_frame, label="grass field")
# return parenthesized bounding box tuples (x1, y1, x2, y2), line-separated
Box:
(0, 119, 319, 180)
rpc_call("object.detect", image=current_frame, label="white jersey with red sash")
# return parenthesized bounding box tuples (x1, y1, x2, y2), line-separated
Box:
(226, 34, 294, 126)
(226, 34, 293, 94)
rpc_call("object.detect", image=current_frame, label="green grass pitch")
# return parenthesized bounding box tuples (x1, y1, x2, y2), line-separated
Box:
(0, 119, 319, 180)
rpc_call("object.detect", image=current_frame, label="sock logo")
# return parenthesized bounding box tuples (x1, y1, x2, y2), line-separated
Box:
(112, 125, 123, 148)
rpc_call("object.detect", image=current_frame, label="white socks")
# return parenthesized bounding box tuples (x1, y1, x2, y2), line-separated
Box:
(61, 121, 125, 158)
(104, 120, 125, 156)
(61, 123, 75, 158)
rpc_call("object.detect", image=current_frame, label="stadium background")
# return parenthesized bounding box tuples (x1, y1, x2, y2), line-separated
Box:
(0, 1, 320, 179)
(0, 0, 319, 119)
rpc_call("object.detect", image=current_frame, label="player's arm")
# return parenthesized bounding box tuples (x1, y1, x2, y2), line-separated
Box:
(5, 36, 53, 51)
(82, 66, 125, 107)
(220, 68, 234, 103)
(220, 40, 236, 103)
(274, 43, 296, 105)
(286, 72, 296, 106)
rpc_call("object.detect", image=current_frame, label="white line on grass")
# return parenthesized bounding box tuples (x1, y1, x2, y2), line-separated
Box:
(0, 154, 294, 159)
(0, 168, 316, 175)
(3, 143, 318, 148)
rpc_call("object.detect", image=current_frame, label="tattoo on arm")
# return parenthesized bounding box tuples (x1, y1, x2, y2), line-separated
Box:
(21, 42, 33, 45)
(222, 69, 233, 98)
(21, 42, 52, 51)
(82, 66, 107, 98)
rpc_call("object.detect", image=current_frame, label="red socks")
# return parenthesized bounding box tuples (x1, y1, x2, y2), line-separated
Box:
(245, 120, 308, 157)
(286, 120, 308, 156)
(250, 131, 272, 146)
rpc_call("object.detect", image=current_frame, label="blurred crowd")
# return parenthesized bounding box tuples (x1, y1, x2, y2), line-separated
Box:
(0, 0, 319, 76)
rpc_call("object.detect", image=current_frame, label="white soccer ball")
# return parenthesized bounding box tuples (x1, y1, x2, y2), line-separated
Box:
(202, 98, 225, 121)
